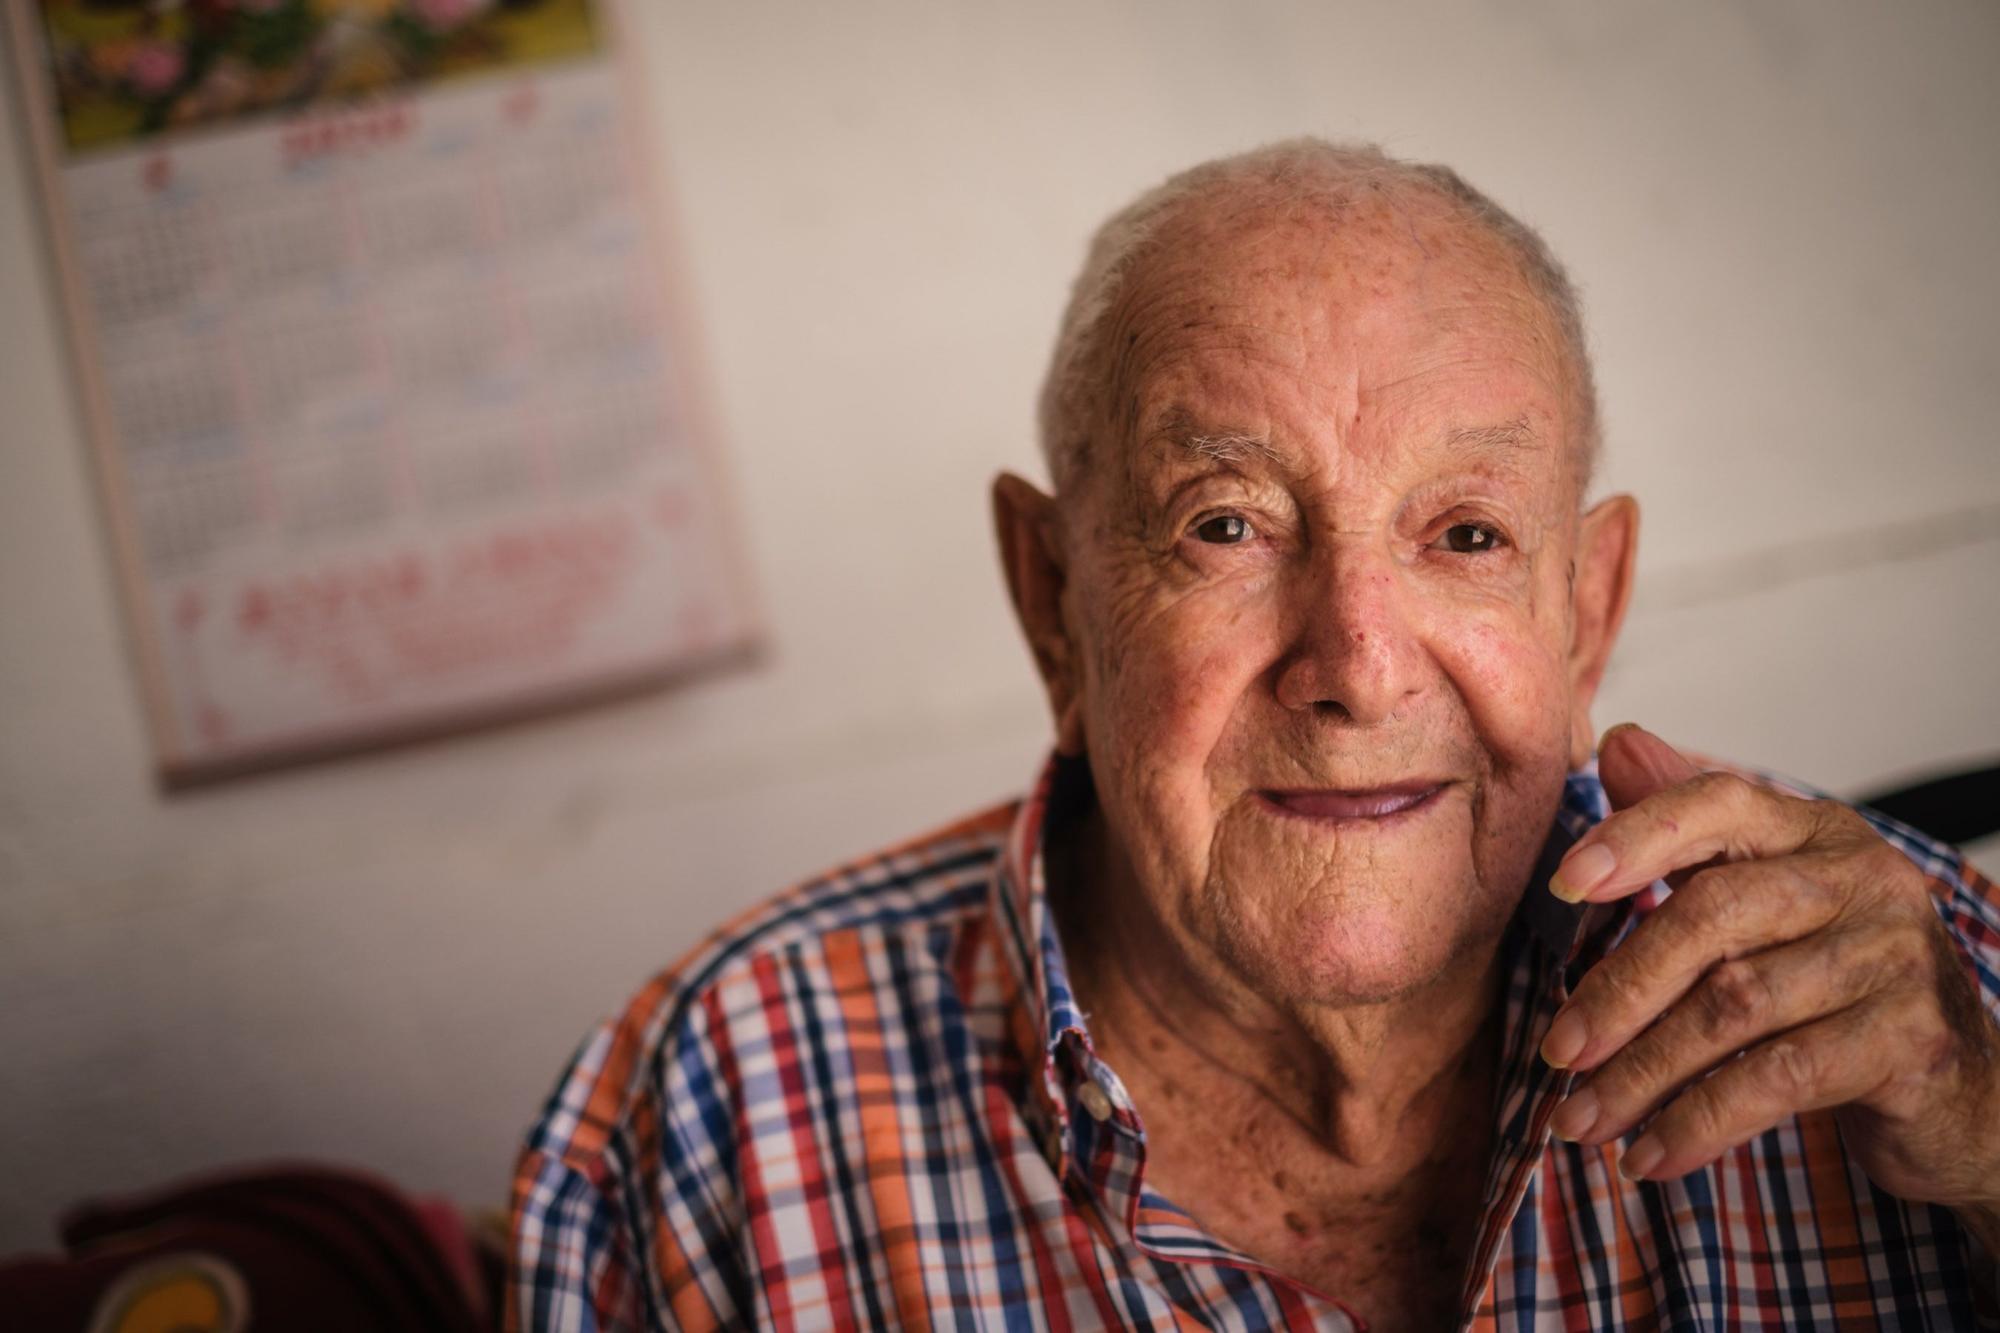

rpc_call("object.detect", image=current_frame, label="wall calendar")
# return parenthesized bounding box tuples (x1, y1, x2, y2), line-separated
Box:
(8, 0, 758, 784)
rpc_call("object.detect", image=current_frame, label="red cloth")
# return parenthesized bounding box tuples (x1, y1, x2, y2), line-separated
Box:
(0, 1164, 493, 1332)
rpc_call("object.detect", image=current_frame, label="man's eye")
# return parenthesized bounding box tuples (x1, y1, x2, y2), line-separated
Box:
(1192, 514, 1253, 545)
(1439, 522, 1504, 554)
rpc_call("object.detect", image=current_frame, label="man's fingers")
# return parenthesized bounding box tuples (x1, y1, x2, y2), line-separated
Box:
(1540, 855, 1852, 1071)
(1611, 1001, 1907, 1182)
(1597, 723, 1701, 815)
(1551, 767, 1830, 905)
(1550, 927, 1904, 1146)
(1592, 724, 1718, 896)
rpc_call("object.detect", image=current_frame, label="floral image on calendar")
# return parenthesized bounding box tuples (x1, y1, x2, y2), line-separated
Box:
(35, 0, 601, 154)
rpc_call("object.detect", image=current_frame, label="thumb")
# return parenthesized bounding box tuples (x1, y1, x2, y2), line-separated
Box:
(1598, 722, 1700, 812)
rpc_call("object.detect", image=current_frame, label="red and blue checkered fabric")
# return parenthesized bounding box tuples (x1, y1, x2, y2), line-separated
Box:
(509, 756, 2000, 1330)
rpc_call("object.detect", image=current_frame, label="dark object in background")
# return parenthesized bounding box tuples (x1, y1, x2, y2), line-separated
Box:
(1860, 760, 2000, 848)
(0, 1164, 500, 1333)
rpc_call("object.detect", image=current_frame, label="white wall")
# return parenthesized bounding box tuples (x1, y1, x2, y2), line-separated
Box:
(3, 1, 1996, 1249)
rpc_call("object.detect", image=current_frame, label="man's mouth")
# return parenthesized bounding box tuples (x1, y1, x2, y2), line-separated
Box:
(1257, 782, 1449, 821)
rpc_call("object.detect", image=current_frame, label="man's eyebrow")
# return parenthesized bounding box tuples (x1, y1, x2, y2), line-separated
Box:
(1139, 413, 1546, 474)
(1144, 408, 1283, 468)
(1442, 418, 1540, 462)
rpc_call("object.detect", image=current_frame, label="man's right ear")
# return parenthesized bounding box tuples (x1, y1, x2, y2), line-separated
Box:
(991, 472, 1085, 755)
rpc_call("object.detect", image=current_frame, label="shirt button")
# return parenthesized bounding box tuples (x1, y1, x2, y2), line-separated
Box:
(1078, 1079, 1114, 1122)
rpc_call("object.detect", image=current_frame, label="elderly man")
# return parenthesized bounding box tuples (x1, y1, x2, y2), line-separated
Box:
(509, 141, 2000, 1330)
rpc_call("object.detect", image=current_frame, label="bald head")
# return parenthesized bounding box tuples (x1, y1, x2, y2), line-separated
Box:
(1038, 139, 1599, 500)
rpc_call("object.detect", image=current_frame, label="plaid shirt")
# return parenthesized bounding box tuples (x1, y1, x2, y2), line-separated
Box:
(509, 756, 2000, 1330)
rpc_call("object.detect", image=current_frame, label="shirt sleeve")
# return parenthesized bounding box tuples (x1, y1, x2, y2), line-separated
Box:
(1940, 861, 2000, 1023)
(1917, 848, 2000, 1308)
(1860, 806, 2000, 1021)
(509, 1139, 642, 1333)
(507, 983, 752, 1333)
(507, 1022, 647, 1333)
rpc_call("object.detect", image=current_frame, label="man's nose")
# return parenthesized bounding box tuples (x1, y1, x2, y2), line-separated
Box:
(1272, 546, 1426, 725)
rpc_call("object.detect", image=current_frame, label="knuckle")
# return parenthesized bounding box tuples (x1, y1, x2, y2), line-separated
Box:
(1665, 1084, 1733, 1148)
(1781, 853, 1835, 902)
(1590, 955, 1657, 1016)
(1805, 796, 1857, 837)
(1897, 995, 1956, 1073)
(1694, 770, 1756, 814)
(1852, 841, 1908, 890)
(1862, 836, 1905, 874)
(1845, 900, 1942, 988)
(1838, 930, 1904, 1001)
(1601, 1037, 1671, 1104)
(1881, 854, 1929, 909)
(1686, 866, 1755, 937)
(1916, 1022, 1955, 1074)
(1695, 961, 1773, 1039)
(1919, 1026, 1957, 1076)
(1888, 920, 1936, 975)
(1757, 1039, 1818, 1099)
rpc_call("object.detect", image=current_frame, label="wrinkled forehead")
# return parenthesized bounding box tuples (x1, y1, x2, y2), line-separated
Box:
(1087, 189, 1583, 499)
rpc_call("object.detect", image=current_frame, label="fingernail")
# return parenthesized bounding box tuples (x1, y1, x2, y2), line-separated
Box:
(1551, 843, 1616, 902)
(1619, 1135, 1663, 1180)
(1541, 1008, 1587, 1069)
(1549, 1086, 1599, 1142)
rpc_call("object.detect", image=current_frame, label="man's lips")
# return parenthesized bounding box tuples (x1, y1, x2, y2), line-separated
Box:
(1258, 782, 1449, 820)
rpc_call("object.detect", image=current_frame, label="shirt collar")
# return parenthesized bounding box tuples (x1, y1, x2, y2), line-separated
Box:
(1521, 762, 1627, 972)
(990, 756, 1095, 1164)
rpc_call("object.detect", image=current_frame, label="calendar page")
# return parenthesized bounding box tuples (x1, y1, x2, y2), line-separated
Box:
(9, 0, 757, 783)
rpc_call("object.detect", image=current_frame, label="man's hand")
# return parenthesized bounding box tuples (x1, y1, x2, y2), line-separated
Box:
(1540, 724, 2000, 1235)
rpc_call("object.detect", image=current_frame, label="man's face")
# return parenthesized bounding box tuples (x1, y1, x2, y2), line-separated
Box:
(1044, 192, 1621, 1006)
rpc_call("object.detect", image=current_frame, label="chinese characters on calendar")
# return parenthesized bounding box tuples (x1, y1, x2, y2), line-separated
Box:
(11, 1, 756, 781)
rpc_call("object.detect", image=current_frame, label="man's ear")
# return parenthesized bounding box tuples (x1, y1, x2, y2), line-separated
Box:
(992, 472, 1086, 755)
(1567, 493, 1639, 767)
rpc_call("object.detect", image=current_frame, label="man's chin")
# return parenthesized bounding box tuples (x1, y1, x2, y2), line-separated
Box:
(1230, 916, 1473, 1008)
(1196, 864, 1504, 1007)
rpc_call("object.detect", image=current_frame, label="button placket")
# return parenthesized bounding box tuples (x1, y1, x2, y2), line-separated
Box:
(1040, 1121, 1066, 1174)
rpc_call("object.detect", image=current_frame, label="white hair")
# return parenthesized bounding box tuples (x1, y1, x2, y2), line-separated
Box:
(1036, 138, 1600, 493)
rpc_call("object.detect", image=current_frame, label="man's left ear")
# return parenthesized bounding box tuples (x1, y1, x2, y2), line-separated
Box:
(1567, 494, 1639, 767)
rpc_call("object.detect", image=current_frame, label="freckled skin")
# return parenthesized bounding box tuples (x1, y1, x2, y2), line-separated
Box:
(1002, 183, 1639, 1329)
